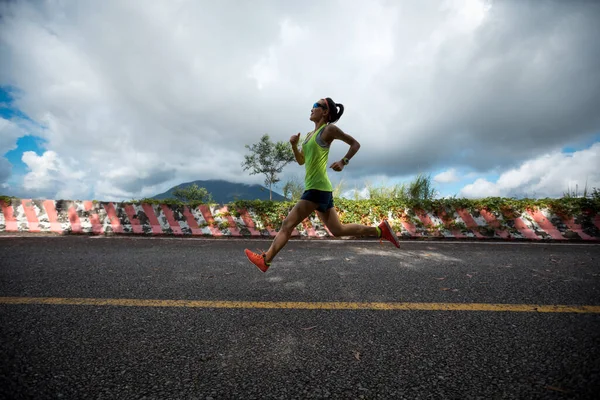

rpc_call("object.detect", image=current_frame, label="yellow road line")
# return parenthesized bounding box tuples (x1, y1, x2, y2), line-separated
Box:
(0, 296, 599, 313)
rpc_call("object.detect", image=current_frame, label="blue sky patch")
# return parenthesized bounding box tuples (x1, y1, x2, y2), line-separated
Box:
(562, 132, 600, 154)
(5, 135, 47, 174)
(0, 85, 28, 121)
(1, 86, 47, 181)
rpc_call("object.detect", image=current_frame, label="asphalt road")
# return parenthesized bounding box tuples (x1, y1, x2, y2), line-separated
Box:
(1, 236, 599, 399)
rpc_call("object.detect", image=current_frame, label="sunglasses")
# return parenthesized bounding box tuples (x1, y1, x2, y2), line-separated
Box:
(313, 101, 328, 110)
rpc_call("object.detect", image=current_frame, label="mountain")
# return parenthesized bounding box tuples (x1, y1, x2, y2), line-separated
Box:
(151, 179, 288, 203)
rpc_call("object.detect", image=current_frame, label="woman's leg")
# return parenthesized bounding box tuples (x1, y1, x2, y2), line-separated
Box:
(317, 206, 400, 247)
(264, 200, 319, 263)
(317, 206, 378, 237)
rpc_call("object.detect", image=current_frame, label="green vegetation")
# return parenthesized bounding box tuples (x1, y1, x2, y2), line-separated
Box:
(121, 197, 216, 207)
(172, 183, 213, 203)
(0, 195, 16, 204)
(227, 195, 599, 231)
(282, 175, 304, 202)
(563, 181, 590, 199)
(363, 173, 437, 201)
(241, 134, 295, 201)
(332, 179, 347, 199)
(231, 199, 297, 229)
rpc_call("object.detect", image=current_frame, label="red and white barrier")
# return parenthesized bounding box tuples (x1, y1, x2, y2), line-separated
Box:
(1, 198, 599, 241)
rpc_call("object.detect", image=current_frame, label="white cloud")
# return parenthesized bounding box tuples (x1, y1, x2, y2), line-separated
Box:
(0, 116, 37, 184)
(460, 178, 500, 198)
(459, 143, 600, 198)
(21, 150, 89, 199)
(0, 158, 11, 185)
(434, 168, 460, 183)
(341, 187, 370, 200)
(0, 0, 599, 200)
(0, 117, 24, 154)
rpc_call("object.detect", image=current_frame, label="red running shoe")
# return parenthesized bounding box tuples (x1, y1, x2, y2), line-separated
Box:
(244, 248, 271, 273)
(378, 219, 400, 248)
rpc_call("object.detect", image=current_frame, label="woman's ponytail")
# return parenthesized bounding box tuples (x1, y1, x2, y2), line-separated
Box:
(325, 97, 344, 124)
(335, 103, 344, 122)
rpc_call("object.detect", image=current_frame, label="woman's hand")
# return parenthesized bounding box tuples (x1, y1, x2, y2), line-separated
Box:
(290, 133, 301, 146)
(329, 160, 345, 172)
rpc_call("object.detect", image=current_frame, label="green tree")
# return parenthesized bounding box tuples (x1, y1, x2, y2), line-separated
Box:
(172, 183, 213, 203)
(242, 134, 295, 201)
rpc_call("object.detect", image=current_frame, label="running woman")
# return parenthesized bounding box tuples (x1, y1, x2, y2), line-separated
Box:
(244, 97, 400, 272)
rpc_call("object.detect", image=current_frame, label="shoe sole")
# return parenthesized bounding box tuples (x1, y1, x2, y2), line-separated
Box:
(382, 220, 401, 248)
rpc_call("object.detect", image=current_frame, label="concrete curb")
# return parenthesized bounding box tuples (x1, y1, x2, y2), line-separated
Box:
(1, 199, 599, 241)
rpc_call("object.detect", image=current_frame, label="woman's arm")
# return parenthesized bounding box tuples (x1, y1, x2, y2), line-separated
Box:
(292, 144, 305, 165)
(322, 124, 361, 164)
(290, 133, 305, 165)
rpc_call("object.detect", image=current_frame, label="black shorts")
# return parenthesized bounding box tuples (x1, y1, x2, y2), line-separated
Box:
(301, 189, 334, 212)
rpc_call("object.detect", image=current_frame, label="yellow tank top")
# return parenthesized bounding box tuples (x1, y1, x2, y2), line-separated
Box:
(302, 124, 333, 192)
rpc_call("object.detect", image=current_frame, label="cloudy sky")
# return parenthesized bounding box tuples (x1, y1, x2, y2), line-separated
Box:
(1, 0, 599, 201)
